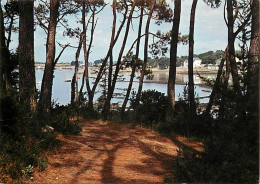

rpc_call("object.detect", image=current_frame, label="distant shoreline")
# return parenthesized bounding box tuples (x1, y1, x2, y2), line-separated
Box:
(36, 65, 219, 75)
(120, 67, 218, 75)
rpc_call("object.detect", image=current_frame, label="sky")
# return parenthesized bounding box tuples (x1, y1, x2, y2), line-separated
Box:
(6, 0, 231, 63)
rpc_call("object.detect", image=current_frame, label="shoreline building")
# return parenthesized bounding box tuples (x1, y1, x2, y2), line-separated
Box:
(183, 57, 202, 68)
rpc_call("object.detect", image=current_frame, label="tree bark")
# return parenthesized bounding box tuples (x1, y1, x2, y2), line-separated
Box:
(103, 1, 137, 118)
(108, 0, 117, 107)
(83, 3, 97, 109)
(82, 2, 127, 111)
(18, 0, 36, 113)
(0, 3, 4, 91)
(136, 0, 156, 102)
(249, 0, 259, 70)
(121, 3, 144, 118)
(74, 34, 83, 103)
(39, 0, 59, 120)
(79, 70, 85, 101)
(71, 74, 76, 104)
(205, 46, 228, 114)
(226, 0, 241, 96)
(188, 0, 198, 118)
(6, 15, 14, 49)
(0, 3, 9, 91)
(167, 0, 181, 114)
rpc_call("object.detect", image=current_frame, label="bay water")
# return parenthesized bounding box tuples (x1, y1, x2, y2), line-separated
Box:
(36, 69, 212, 106)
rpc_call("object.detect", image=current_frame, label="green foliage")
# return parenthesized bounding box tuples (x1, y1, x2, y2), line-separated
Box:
(130, 90, 168, 128)
(0, 92, 59, 181)
(172, 67, 259, 183)
(157, 57, 169, 69)
(21, 165, 34, 180)
(196, 50, 224, 64)
(169, 85, 210, 138)
(174, 112, 258, 183)
(50, 104, 82, 135)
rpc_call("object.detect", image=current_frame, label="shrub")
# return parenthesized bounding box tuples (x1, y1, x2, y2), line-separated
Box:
(172, 69, 259, 183)
(0, 92, 59, 182)
(50, 104, 82, 135)
(130, 90, 168, 128)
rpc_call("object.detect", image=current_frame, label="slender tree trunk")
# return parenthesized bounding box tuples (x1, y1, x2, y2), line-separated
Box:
(71, 74, 76, 104)
(103, 1, 137, 118)
(79, 70, 85, 101)
(91, 5, 128, 103)
(219, 54, 231, 118)
(249, 0, 259, 70)
(167, 0, 181, 114)
(0, 3, 4, 91)
(121, 4, 144, 118)
(18, 0, 36, 113)
(74, 34, 83, 103)
(1, 4, 12, 91)
(205, 46, 228, 114)
(188, 0, 198, 118)
(85, 8, 97, 109)
(6, 15, 13, 49)
(136, 0, 156, 102)
(0, 4, 9, 92)
(108, 0, 117, 105)
(226, 0, 241, 96)
(82, 4, 96, 109)
(39, 0, 60, 120)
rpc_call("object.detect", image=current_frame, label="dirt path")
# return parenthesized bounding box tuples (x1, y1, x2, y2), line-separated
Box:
(30, 120, 202, 183)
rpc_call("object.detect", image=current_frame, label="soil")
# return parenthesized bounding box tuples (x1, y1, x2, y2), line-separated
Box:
(30, 120, 202, 183)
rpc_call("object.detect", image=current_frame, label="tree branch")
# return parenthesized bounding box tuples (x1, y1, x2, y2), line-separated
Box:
(54, 43, 70, 65)
(234, 11, 252, 37)
(35, 14, 48, 33)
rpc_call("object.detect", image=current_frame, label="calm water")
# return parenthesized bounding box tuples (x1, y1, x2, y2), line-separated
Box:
(36, 69, 212, 106)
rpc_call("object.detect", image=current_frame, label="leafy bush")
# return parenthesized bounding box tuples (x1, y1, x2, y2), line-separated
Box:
(50, 104, 82, 135)
(0, 93, 59, 182)
(172, 68, 259, 183)
(174, 114, 258, 183)
(130, 90, 168, 128)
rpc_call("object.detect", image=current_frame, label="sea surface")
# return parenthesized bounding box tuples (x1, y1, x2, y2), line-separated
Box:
(36, 69, 213, 106)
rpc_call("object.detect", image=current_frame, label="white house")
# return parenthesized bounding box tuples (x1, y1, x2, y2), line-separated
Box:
(183, 57, 202, 68)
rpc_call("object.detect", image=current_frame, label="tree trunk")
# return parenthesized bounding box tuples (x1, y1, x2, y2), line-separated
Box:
(18, 0, 36, 113)
(103, 1, 137, 118)
(6, 15, 14, 49)
(91, 5, 128, 104)
(1, 3, 13, 91)
(71, 74, 76, 104)
(167, 0, 181, 114)
(249, 0, 259, 70)
(219, 54, 231, 119)
(108, 0, 117, 107)
(84, 5, 97, 109)
(74, 34, 83, 103)
(0, 4, 9, 92)
(136, 0, 156, 102)
(205, 46, 228, 114)
(79, 70, 85, 101)
(226, 0, 241, 96)
(39, 0, 60, 120)
(121, 4, 144, 118)
(188, 0, 198, 118)
(0, 4, 4, 91)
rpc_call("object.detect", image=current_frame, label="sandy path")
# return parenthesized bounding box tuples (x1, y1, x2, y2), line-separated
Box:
(30, 120, 202, 183)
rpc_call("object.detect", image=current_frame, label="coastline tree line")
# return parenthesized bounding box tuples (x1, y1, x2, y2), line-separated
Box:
(0, 0, 259, 182)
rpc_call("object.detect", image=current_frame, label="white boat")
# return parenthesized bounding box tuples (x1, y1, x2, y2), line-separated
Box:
(65, 73, 71, 82)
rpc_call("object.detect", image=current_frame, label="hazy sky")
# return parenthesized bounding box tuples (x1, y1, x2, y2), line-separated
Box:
(7, 0, 231, 63)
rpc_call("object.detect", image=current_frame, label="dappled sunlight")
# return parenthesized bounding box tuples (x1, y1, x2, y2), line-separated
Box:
(31, 120, 202, 183)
